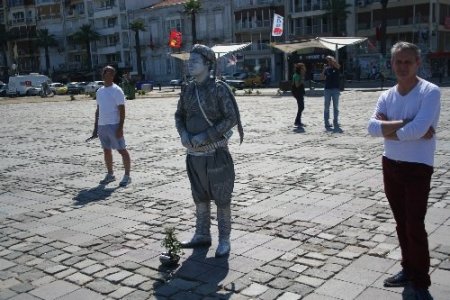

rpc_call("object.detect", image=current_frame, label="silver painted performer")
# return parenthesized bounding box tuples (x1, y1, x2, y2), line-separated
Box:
(175, 44, 243, 257)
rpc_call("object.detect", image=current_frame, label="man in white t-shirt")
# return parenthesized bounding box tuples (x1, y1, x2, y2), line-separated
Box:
(368, 42, 440, 299)
(92, 65, 131, 187)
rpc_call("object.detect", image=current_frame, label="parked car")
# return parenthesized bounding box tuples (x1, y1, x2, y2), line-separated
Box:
(49, 82, 68, 95)
(0, 83, 7, 96)
(224, 78, 245, 89)
(7, 74, 51, 96)
(136, 80, 154, 91)
(170, 79, 183, 87)
(84, 81, 104, 93)
(233, 72, 262, 87)
(26, 86, 42, 96)
(67, 82, 86, 94)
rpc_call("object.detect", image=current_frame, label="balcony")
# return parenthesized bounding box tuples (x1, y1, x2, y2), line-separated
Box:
(96, 26, 118, 36)
(35, 0, 59, 6)
(292, 25, 331, 37)
(235, 0, 283, 9)
(96, 44, 121, 55)
(292, 2, 324, 13)
(8, 18, 36, 26)
(235, 20, 271, 32)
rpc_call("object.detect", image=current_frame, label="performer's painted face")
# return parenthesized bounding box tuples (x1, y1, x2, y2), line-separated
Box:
(188, 53, 208, 78)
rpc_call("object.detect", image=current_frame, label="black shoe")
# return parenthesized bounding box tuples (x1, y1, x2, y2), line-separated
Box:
(384, 270, 409, 287)
(180, 236, 212, 248)
(402, 284, 433, 300)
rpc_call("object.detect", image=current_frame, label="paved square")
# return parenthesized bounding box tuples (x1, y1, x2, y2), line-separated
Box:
(1, 86, 449, 299)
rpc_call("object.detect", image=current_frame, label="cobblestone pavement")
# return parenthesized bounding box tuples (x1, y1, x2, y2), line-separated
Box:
(0, 87, 449, 300)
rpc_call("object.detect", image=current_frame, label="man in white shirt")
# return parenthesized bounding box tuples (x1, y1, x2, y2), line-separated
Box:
(92, 65, 131, 187)
(368, 42, 440, 300)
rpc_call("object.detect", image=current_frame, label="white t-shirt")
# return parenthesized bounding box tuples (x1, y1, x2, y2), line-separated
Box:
(96, 83, 126, 125)
(368, 79, 441, 166)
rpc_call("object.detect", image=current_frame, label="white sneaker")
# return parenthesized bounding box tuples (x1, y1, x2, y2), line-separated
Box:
(119, 175, 131, 187)
(100, 174, 116, 184)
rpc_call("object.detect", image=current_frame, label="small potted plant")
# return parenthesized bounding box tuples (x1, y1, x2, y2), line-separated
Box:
(159, 227, 183, 267)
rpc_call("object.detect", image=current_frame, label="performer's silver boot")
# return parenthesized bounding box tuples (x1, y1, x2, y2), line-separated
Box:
(215, 206, 231, 257)
(181, 202, 212, 248)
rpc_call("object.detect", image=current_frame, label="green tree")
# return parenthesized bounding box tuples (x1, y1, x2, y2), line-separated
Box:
(36, 29, 58, 75)
(380, 0, 389, 56)
(0, 25, 8, 68)
(324, 0, 352, 36)
(183, 0, 201, 44)
(72, 24, 100, 70)
(129, 19, 146, 79)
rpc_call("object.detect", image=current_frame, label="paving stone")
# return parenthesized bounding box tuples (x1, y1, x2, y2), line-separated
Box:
(86, 279, 119, 294)
(268, 277, 292, 289)
(29, 280, 79, 299)
(65, 272, 93, 285)
(108, 286, 135, 299)
(240, 283, 268, 297)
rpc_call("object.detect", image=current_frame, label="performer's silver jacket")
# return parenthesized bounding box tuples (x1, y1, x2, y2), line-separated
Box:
(175, 78, 240, 153)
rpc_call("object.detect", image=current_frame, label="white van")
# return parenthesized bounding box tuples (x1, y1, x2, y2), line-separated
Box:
(7, 74, 51, 96)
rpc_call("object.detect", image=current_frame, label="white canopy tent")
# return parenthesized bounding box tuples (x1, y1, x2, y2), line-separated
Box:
(170, 43, 252, 79)
(271, 37, 367, 55)
(170, 43, 252, 61)
(270, 37, 367, 80)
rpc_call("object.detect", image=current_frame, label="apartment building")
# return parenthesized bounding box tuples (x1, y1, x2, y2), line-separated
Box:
(3, 0, 450, 83)
(130, 0, 234, 83)
(1, 0, 155, 80)
(232, 0, 284, 82)
(356, 0, 450, 77)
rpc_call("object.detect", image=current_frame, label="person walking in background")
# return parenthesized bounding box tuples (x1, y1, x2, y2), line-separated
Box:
(92, 65, 132, 187)
(367, 41, 440, 300)
(292, 62, 306, 127)
(175, 44, 244, 258)
(321, 56, 341, 129)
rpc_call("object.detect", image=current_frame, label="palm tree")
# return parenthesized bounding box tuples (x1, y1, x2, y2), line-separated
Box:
(183, 0, 201, 45)
(129, 19, 146, 79)
(324, 0, 352, 36)
(72, 24, 100, 70)
(0, 25, 8, 69)
(380, 0, 389, 56)
(36, 29, 58, 75)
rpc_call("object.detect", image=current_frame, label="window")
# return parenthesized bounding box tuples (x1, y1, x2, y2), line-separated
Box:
(166, 18, 183, 34)
(107, 17, 116, 27)
(13, 12, 25, 22)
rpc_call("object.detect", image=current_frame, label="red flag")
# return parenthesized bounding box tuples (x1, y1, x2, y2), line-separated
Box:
(169, 30, 182, 48)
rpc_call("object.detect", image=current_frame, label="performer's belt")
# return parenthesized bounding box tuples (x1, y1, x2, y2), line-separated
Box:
(187, 139, 228, 156)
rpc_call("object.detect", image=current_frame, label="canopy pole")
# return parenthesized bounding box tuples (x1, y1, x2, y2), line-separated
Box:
(284, 53, 288, 81)
(335, 43, 338, 62)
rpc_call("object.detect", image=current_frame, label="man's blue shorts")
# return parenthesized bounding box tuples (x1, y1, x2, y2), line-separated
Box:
(98, 124, 126, 150)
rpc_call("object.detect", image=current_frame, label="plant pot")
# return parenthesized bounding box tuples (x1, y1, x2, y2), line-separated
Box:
(159, 252, 180, 267)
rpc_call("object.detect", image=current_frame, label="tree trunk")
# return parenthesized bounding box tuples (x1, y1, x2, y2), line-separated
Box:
(191, 13, 197, 44)
(135, 31, 143, 79)
(45, 46, 50, 75)
(86, 41, 92, 71)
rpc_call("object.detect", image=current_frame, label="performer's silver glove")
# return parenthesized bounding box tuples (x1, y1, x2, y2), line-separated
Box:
(191, 132, 208, 148)
(181, 132, 193, 148)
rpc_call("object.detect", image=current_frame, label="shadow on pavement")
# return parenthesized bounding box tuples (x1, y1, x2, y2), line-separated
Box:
(293, 126, 305, 133)
(333, 126, 344, 134)
(153, 247, 233, 299)
(72, 184, 118, 204)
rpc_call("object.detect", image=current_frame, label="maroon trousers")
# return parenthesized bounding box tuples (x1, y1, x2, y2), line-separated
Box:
(382, 156, 433, 288)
